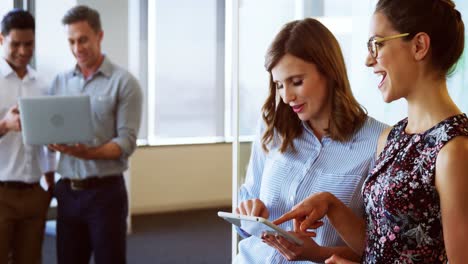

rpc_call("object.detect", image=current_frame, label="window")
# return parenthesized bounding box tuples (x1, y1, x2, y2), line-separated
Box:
(315, 0, 411, 125)
(448, 0, 468, 112)
(21, 0, 468, 146)
(235, 0, 425, 135)
(233, 0, 468, 179)
(147, 0, 226, 144)
(0, 2, 14, 19)
(237, 0, 295, 137)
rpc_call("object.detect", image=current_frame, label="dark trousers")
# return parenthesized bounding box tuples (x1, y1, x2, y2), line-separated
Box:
(54, 175, 128, 264)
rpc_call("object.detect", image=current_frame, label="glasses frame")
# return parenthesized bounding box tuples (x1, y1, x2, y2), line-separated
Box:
(367, 33, 410, 58)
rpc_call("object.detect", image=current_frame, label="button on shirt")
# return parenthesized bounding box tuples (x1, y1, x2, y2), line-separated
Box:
(235, 116, 387, 264)
(49, 56, 142, 179)
(0, 58, 55, 183)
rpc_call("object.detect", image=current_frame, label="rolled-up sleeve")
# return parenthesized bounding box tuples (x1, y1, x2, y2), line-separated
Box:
(111, 75, 143, 158)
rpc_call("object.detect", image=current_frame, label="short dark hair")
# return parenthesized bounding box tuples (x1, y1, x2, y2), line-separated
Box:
(62, 5, 102, 32)
(375, 0, 465, 76)
(1, 9, 35, 35)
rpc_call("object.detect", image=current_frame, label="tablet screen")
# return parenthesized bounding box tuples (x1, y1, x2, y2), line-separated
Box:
(217, 211, 303, 245)
(239, 219, 280, 237)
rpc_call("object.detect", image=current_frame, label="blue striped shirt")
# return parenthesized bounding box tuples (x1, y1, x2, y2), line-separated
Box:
(235, 116, 387, 264)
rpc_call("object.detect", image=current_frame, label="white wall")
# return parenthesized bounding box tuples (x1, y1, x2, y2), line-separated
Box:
(35, 0, 76, 83)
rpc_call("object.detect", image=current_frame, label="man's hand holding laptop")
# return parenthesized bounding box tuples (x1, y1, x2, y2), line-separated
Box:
(48, 143, 89, 159)
(0, 104, 22, 135)
(49, 141, 122, 160)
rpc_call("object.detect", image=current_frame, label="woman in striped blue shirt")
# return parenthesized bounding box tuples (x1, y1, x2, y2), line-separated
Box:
(234, 18, 387, 264)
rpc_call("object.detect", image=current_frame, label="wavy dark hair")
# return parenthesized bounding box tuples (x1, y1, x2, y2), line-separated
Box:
(375, 0, 464, 76)
(262, 18, 367, 153)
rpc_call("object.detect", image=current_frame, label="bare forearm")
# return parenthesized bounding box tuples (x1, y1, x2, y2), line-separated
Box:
(314, 246, 361, 263)
(327, 193, 367, 254)
(84, 141, 122, 160)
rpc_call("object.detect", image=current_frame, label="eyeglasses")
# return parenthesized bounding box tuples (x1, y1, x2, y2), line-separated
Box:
(367, 33, 410, 58)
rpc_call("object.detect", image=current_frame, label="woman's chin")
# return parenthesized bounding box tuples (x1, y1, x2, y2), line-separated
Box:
(382, 96, 392, 103)
(381, 94, 399, 104)
(380, 89, 395, 103)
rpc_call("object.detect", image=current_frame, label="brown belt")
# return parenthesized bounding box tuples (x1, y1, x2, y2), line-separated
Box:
(62, 175, 122, 190)
(0, 181, 40, 189)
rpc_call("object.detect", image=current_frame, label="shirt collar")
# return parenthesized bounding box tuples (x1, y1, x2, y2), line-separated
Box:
(0, 58, 14, 77)
(25, 65, 37, 80)
(301, 121, 356, 149)
(0, 58, 37, 80)
(72, 55, 113, 79)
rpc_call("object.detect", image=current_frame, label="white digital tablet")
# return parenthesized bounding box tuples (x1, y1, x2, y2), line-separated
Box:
(217, 211, 303, 246)
(18, 95, 94, 145)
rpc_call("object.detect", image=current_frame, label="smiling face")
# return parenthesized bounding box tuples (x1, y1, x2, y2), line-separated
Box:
(0, 29, 34, 75)
(66, 20, 103, 70)
(272, 53, 330, 129)
(365, 12, 415, 103)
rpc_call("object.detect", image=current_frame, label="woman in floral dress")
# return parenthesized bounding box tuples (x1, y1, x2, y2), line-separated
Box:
(264, 0, 468, 263)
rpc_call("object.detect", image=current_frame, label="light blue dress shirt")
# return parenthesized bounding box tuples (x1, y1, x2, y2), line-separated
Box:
(235, 116, 387, 264)
(49, 56, 142, 179)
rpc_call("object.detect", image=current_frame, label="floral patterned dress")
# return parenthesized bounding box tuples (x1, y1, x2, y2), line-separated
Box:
(362, 114, 468, 263)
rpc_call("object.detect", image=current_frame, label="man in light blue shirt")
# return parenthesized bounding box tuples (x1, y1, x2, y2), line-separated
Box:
(48, 5, 142, 264)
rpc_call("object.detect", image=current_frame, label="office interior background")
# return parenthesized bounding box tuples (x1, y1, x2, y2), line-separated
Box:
(1, 0, 468, 263)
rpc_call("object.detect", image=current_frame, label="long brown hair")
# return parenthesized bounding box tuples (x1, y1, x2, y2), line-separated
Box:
(262, 18, 367, 153)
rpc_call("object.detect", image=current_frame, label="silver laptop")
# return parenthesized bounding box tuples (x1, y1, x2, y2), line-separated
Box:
(19, 95, 93, 145)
